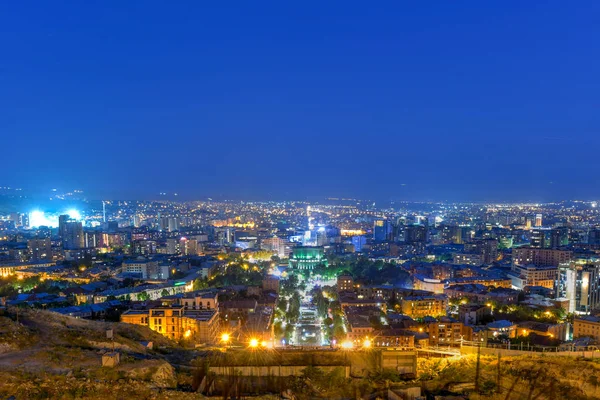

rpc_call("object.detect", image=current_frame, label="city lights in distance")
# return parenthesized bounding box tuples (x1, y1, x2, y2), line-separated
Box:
(28, 208, 83, 228)
(66, 209, 81, 220)
(29, 211, 57, 227)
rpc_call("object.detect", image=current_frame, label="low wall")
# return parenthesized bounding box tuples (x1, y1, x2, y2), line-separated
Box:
(461, 346, 600, 359)
(207, 349, 417, 378)
(209, 365, 350, 377)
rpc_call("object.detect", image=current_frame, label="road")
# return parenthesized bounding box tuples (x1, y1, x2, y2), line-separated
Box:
(290, 276, 334, 347)
(293, 305, 324, 346)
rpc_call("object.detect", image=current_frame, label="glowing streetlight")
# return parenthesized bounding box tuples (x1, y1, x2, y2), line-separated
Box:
(221, 333, 230, 343)
(363, 338, 372, 348)
(341, 340, 353, 349)
(249, 338, 259, 348)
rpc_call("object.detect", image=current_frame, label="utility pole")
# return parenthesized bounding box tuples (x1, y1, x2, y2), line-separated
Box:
(475, 343, 481, 392)
(107, 328, 114, 352)
(497, 352, 502, 394)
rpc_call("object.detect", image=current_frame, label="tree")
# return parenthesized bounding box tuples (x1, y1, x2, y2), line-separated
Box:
(161, 289, 170, 297)
(250, 250, 274, 262)
(193, 277, 209, 291)
(136, 292, 149, 301)
(310, 288, 330, 318)
(281, 274, 300, 296)
(333, 325, 346, 340)
(287, 291, 302, 323)
(277, 298, 288, 312)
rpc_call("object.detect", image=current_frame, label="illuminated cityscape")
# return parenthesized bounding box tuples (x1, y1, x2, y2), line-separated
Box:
(1, 195, 600, 397)
(3, 1, 600, 399)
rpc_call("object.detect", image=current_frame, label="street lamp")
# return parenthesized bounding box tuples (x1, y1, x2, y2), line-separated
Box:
(341, 340, 354, 349)
(249, 338, 259, 348)
(221, 333, 231, 345)
(363, 338, 372, 349)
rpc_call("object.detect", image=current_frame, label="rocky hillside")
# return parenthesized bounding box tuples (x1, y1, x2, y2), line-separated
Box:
(418, 353, 600, 399)
(0, 308, 199, 399)
(2, 308, 600, 399)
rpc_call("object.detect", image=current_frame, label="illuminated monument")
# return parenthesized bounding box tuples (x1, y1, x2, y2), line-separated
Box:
(288, 246, 328, 271)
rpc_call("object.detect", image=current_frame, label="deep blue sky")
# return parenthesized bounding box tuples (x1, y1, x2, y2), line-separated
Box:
(2, 1, 600, 202)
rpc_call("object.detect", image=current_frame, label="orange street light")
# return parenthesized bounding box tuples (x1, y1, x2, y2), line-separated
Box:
(341, 340, 354, 349)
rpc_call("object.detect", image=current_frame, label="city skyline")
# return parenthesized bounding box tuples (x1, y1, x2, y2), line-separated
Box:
(3, 1, 600, 201)
(2, 184, 600, 205)
(4, 2, 600, 398)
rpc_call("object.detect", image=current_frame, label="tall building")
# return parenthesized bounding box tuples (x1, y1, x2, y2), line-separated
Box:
(373, 219, 392, 241)
(63, 221, 84, 249)
(464, 238, 498, 264)
(261, 236, 287, 258)
(166, 238, 179, 254)
(158, 217, 169, 231)
(168, 217, 179, 232)
(530, 229, 546, 248)
(27, 238, 52, 261)
(440, 225, 465, 244)
(84, 231, 101, 248)
(132, 214, 141, 228)
(550, 227, 569, 249)
(556, 262, 600, 313)
(512, 247, 572, 267)
(588, 228, 600, 245)
(58, 214, 70, 239)
(535, 214, 543, 227)
(351, 235, 366, 252)
(405, 225, 427, 244)
(509, 264, 557, 289)
(180, 237, 199, 256)
(9, 212, 27, 228)
(315, 229, 328, 246)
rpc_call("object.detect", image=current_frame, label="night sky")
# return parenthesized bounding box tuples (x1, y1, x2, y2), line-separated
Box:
(2, 1, 600, 202)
